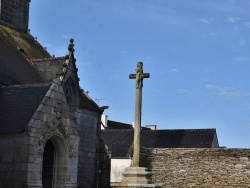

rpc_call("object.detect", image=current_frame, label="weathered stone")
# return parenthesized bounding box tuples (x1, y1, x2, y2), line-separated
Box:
(140, 148, 250, 187)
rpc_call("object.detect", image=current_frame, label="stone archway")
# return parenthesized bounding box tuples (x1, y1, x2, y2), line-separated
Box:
(41, 134, 70, 188)
(42, 139, 56, 188)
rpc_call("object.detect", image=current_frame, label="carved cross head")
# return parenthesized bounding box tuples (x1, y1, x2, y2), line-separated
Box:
(129, 62, 150, 89)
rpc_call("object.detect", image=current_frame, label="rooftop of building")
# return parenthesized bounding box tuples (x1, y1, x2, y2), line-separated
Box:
(101, 128, 219, 158)
(0, 83, 52, 133)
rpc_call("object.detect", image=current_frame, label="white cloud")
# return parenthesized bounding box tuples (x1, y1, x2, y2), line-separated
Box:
(198, 18, 211, 24)
(238, 38, 246, 46)
(176, 88, 188, 94)
(121, 50, 128, 54)
(243, 22, 250, 29)
(226, 16, 240, 23)
(235, 56, 250, 63)
(176, 89, 194, 97)
(169, 68, 178, 73)
(245, 104, 250, 111)
(206, 84, 250, 98)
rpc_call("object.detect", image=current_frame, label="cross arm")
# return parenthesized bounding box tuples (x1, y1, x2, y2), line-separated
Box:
(129, 73, 150, 79)
(141, 73, 150, 78)
(129, 74, 136, 79)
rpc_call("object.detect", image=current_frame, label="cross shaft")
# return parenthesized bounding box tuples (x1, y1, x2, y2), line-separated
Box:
(129, 62, 150, 167)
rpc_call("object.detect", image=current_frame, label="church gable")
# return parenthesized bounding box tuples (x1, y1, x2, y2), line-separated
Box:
(61, 39, 80, 88)
(0, 1, 108, 187)
(30, 39, 84, 112)
(25, 78, 80, 186)
(26, 78, 79, 138)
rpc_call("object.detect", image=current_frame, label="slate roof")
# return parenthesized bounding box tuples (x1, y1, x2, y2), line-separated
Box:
(0, 25, 50, 85)
(79, 91, 102, 113)
(30, 57, 65, 82)
(101, 129, 218, 158)
(0, 25, 50, 59)
(104, 120, 150, 130)
(107, 120, 133, 130)
(0, 83, 51, 133)
(0, 23, 102, 123)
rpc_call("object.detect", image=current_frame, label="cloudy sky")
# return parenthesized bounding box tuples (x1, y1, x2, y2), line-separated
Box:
(29, 0, 250, 148)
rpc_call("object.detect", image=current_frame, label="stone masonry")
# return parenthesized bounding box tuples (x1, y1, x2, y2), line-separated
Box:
(60, 41, 102, 187)
(141, 148, 250, 188)
(26, 79, 80, 187)
(0, 79, 80, 188)
(0, 134, 29, 188)
(0, 0, 30, 31)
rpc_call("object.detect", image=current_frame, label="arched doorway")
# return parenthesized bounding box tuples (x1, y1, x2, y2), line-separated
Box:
(42, 139, 56, 188)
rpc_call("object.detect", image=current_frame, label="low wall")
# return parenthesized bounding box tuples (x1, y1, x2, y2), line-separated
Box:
(140, 148, 250, 187)
(111, 159, 132, 183)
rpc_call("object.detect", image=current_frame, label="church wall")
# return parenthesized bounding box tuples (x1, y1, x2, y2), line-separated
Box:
(75, 108, 100, 188)
(60, 54, 102, 187)
(25, 80, 80, 187)
(97, 138, 111, 188)
(140, 148, 250, 188)
(0, 133, 29, 188)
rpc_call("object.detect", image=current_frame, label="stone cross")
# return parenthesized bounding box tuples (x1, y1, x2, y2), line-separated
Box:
(129, 62, 150, 167)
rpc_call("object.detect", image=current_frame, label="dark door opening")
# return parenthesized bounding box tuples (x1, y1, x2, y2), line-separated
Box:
(42, 139, 56, 188)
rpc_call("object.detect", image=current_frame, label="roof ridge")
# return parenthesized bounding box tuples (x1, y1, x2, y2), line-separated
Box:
(0, 82, 52, 89)
(108, 120, 132, 124)
(102, 128, 216, 132)
(102, 129, 133, 132)
(29, 57, 65, 61)
(143, 128, 216, 131)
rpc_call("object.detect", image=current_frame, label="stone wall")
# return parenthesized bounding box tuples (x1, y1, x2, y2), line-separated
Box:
(141, 148, 250, 188)
(26, 80, 80, 187)
(76, 109, 99, 188)
(111, 159, 131, 183)
(0, 134, 29, 188)
(97, 138, 111, 188)
(0, 0, 30, 31)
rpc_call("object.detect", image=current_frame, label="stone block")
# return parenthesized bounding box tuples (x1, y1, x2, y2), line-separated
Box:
(28, 163, 41, 172)
(2, 154, 13, 162)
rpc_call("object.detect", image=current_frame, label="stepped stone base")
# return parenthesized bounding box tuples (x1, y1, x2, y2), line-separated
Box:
(112, 167, 161, 188)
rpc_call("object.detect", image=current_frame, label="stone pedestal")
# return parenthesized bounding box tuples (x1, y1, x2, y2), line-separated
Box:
(113, 167, 161, 188)
(122, 167, 151, 184)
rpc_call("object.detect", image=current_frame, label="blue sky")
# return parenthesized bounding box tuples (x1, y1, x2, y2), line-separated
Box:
(29, 0, 250, 148)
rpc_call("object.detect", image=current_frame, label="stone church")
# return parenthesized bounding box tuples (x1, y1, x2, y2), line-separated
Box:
(0, 0, 110, 187)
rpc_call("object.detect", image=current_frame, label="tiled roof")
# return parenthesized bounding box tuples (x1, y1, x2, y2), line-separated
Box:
(0, 25, 50, 59)
(105, 120, 150, 130)
(79, 91, 101, 113)
(101, 129, 218, 158)
(0, 25, 51, 85)
(0, 83, 51, 133)
(107, 120, 133, 130)
(30, 57, 65, 82)
(102, 130, 134, 158)
(141, 129, 217, 148)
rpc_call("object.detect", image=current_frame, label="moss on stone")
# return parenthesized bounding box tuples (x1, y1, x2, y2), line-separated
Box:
(0, 25, 51, 59)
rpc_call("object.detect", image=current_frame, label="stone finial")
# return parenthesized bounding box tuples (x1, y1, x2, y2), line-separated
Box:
(68, 38, 75, 52)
